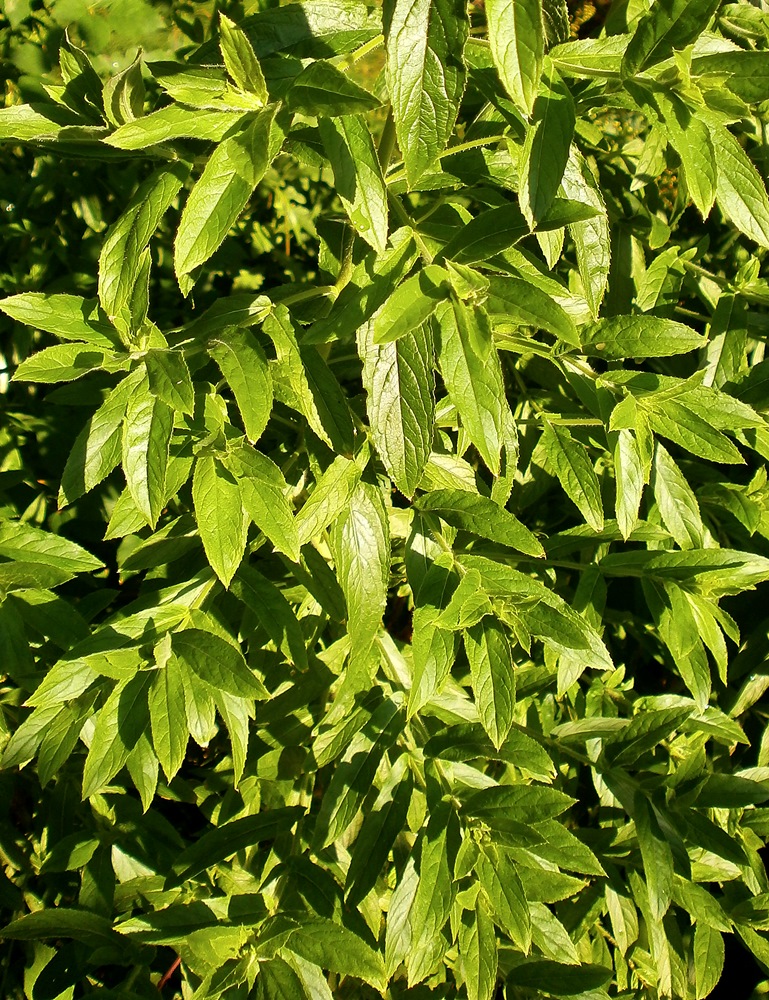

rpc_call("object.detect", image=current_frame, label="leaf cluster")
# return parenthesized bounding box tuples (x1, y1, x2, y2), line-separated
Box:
(2, 0, 769, 998)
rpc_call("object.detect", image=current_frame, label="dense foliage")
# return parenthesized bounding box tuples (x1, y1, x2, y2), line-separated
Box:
(3, 0, 769, 997)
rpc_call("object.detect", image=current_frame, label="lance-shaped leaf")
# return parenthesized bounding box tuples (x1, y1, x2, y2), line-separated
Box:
(99, 163, 189, 335)
(208, 327, 273, 443)
(621, 0, 721, 77)
(465, 616, 515, 748)
(458, 894, 498, 1000)
(520, 71, 575, 228)
(476, 843, 531, 952)
(0, 520, 103, 575)
(416, 489, 543, 556)
(439, 203, 528, 266)
(486, 274, 578, 345)
(486, 0, 544, 117)
(219, 13, 268, 104)
(13, 344, 124, 384)
(704, 293, 747, 389)
(106, 105, 245, 149)
(634, 791, 674, 921)
(582, 314, 705, 359)
(287, 60, 380, 117)
(541, 420, 604, 531)
(232, 565, 307, 670)
(331, 481, 389, 660)
(652, 442, 703, 549)
(359, 321, 434, 497)
(436, 298, 510, 475)
(175, 108, 278, 288)
(145, 349, 195, 415)
(296, 454, 363, 546)
(319, 115, 388, 254)
(0, 293, 118, 346)
(561, 147, 610, 318)
(371, 265, 450, 344)
(82, 672, 152, 799)
(59, 366, 144, 506)
(171, 628, 267, 700)
(408, 802, 458, 984)
(613, 429, 645, 541)
(192, 454, 249, 586)
(652, 91, 716, 219)
(711, 122, 769, 250)
(386, 0, 468, 185)
(122, 375, 173, 527)
(169, 807, 305, 885)
(224, 441, 299, 561)
(148, 652, 188, 782)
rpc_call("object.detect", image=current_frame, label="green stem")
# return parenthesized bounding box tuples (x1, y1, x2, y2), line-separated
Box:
(388, 192, 434, 262)
(386, 134, 510, 186)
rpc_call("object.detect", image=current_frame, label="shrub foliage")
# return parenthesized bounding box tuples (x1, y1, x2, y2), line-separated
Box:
(2, 0, 769, 997)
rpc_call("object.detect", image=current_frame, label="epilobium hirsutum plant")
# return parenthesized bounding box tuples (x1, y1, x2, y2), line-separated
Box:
(2, 0, 769, 995)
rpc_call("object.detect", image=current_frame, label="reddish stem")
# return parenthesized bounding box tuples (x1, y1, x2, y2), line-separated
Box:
(158, 955, 181, 992)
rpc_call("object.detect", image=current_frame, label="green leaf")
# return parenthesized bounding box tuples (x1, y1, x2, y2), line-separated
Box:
(651, 441, 703, 549)
(541, 420, 604, 531)
(171, 628, 267, 699)
(0, 521, 104, 575)
(634, 791, 674, 921)
(331, 481, 389, 659)
(288, 61, 380, 117)
(175, 108, 278, 287)
(313, 698, 403, 847)
(621, 0, 721, 77)
(386, 0, 468, 185)
(506, 960, 612, 994)
(439, 203, 528, 266)
(220, 14, 268, 104)
(645, 398, 744, 464)
(170, 807, 305, 885)
(562, 148, 610, 318)
(98, 163, 189, 336)
(486, 274, 578, 346)
(711, 122, 769, 250)
(613, 428, 645, 540)
(145, 349, 195, 415)
(415, 489, 543, 557)
(653, 91, 716, 218)
(122, 375, 173, 527)
(224, 442, 299, 561)
(486, 0, 543, 117)
(581, 315, 706, 359)
(0, 293, 117, 346)
(692, 50, 769, 104)
(209, 327, 273, 443)
(148, 650, 188, 782)
(13, 343, 123, 383)
(408, 802, 457, 984)
(359, 322, 434, 497)
(345, 765, 413, 906)
(463, 784, 576, 824)
(106, 105, 245, 149)
(1, 909, 125, 949)
(476, 842, 531, 952)
(232, 565, 307, 670)
(704, 293, 748, 390)
(192, 454, 248, 586)
(286, 918, 386, 992)
(295, 454, 363, 546)
(465, 616, 515, 749)
(82, 672, 152, 798)
(371, 265, 450, 345)
(435, 298, 510, 475)
(694, 923, 725, 999)
(319, 115, 388, 254)
(458, 894, 498, 1000)
(520, 71, 576, 228)
(599, 548, 769, 596)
